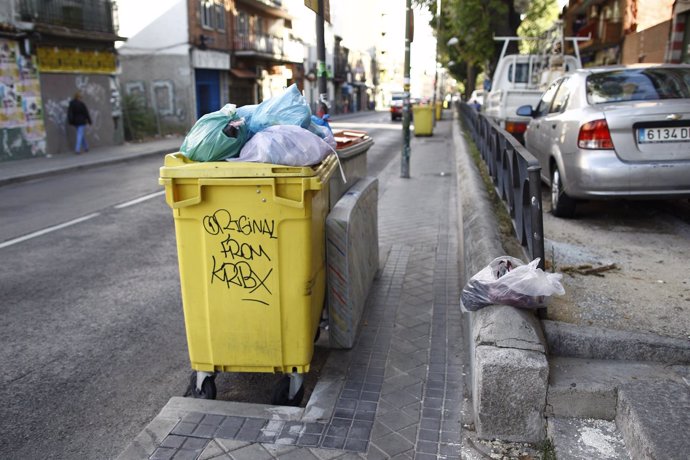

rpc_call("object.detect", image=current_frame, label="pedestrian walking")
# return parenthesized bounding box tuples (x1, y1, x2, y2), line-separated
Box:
(68, 92, 91, 154)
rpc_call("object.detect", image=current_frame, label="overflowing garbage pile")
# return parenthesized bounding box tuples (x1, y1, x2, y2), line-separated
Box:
(180, 84, 336, 166)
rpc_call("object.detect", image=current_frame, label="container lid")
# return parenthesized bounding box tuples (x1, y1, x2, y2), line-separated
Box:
(160, 152, 337, 180)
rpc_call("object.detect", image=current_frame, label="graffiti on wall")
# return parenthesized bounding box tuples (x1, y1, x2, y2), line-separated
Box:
(0, 38, 46, 160)
(43, 75, 105, 146)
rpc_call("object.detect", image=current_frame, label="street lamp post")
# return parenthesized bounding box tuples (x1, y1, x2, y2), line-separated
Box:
(316, 0, 328, 116)
(431, 0, 441, 126)
(401, 0, 412, 178)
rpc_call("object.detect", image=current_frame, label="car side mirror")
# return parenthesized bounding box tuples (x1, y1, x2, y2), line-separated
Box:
(516, 105, 534, 117)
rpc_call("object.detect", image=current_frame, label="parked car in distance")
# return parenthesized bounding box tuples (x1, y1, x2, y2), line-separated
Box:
(390, 93, 417, 121)
(390, 92, 404, 121)
(517, 64, 690, 217)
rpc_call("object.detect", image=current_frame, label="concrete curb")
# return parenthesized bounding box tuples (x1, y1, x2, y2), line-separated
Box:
(0, 147, 173, 187)
(453, 113, 548, 443)
(543, 320, 690, 365)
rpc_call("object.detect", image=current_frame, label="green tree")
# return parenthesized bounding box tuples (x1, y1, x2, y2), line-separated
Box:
(415, 0, 522, 96)
(517, 0, 560, 53)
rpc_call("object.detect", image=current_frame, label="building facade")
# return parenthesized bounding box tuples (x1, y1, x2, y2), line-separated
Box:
(562, 0, 677, 66)
(1, 0, 123, 161)
(667, 0, 690, 63)
(119, 0, 309, 139)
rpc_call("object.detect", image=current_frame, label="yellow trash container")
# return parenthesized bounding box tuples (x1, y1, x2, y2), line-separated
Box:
(412, 105, 434, 136)
(160, 152, 337, 403)
(435, 102, 442, 121)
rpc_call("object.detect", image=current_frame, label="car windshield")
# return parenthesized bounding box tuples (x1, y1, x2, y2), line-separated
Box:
(586, 68, 690, 104)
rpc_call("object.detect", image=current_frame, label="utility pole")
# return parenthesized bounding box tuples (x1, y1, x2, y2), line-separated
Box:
(401, 0, 412, 178)
(316, 0, 328, 116)
(431, 0, 441, 126)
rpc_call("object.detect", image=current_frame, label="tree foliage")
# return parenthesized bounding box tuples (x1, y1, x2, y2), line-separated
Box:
(122, 93, 157, 141)
(415, 0, 523, 94)
(518, 0, 560, 53)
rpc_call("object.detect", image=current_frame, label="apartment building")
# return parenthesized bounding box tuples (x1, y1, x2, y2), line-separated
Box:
(118, 0, 306, 137)
(0, 0, 123, 159)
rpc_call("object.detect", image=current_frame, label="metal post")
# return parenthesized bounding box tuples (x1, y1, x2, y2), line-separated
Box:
(316, 0, 328, 116)
(431, 0, 441, 126)
(401, 0, 412, 178)
(528, 165, 545, 269)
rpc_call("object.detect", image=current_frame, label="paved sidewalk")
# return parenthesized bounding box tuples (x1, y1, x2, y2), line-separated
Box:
(118, 117, 468, 459)
(0, 136, 183, 187)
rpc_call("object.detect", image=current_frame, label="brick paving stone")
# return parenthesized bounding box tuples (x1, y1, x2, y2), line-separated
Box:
(370, 432, 414, 457)
(276, 447, 321, 460)
(160, 435, 186, 449)
(225, 443, 274, 460)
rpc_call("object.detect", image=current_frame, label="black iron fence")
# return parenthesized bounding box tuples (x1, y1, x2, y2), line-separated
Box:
(459, 103, 545, 268)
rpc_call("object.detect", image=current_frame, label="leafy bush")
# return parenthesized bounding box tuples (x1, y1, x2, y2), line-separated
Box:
(122, 93, 157, 141)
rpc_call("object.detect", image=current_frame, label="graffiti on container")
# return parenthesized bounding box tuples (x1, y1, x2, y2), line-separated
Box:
(220, 234, 271, 261)
(211, 257, 272, 301)
(203, 209, 277, 239)
(204, 209, 276, 305)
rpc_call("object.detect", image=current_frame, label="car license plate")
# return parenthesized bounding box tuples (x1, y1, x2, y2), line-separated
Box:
(637, 126, 690, 143)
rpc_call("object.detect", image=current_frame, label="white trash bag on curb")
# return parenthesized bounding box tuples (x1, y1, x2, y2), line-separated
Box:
(461, 256, 565, 311)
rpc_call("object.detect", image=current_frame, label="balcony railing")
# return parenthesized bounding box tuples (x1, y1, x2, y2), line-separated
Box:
(235, 33, 283, 56)
(19, 0, 117, 34)
(234, 33, 302, 63)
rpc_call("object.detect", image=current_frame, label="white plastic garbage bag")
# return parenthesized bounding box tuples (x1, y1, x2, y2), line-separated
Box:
(461, 256, 565, 311)
(231, 125, 334, 166)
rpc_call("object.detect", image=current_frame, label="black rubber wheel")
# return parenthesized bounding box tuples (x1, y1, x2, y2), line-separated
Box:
(271, 375, 304, 407)
(551, 166, 576, 218)
(184, 371, 217, 400)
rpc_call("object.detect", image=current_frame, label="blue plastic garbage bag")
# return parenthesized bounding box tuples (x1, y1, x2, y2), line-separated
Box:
(311, 114, 332, 133)
(247, 84, 311, 135)
(180, 104, 247, 161)
(308, 120, 336, 149)
(236, 104, 257, 132)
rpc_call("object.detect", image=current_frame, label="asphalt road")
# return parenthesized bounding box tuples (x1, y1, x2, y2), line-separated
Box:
(0, 110, 403, 460)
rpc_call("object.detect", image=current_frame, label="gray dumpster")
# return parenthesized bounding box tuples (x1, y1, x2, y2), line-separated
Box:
(329, 131, 374, 208)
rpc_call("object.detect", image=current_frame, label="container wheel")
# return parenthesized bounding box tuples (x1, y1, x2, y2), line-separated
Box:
(271, 374, 304, 406)
(185, 371, 217, 400)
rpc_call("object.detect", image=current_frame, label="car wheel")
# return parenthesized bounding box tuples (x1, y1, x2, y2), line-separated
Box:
(551, 166, 576, 218)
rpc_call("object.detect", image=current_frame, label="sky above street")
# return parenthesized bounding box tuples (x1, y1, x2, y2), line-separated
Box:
(116, 0, 437, 96)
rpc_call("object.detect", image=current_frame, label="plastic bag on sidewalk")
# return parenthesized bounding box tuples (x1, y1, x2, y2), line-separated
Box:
(247, 84, 311, 136)
(180, 104, 247, 162)
(461, 256, 565, 311)
(231, 125, 334, 166)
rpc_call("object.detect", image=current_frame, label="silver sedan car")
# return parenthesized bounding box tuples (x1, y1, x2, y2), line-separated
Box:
(517, 64, 690, 217)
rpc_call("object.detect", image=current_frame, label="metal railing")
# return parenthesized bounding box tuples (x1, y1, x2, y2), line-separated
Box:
(234, 33, 283, 56)
(459, 103, 545, 268)
(19, 0, 117, 34)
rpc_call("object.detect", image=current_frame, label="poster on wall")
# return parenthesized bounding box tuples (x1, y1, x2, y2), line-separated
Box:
(37, 47, 117, 74)
(0, 38, 46, 158)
